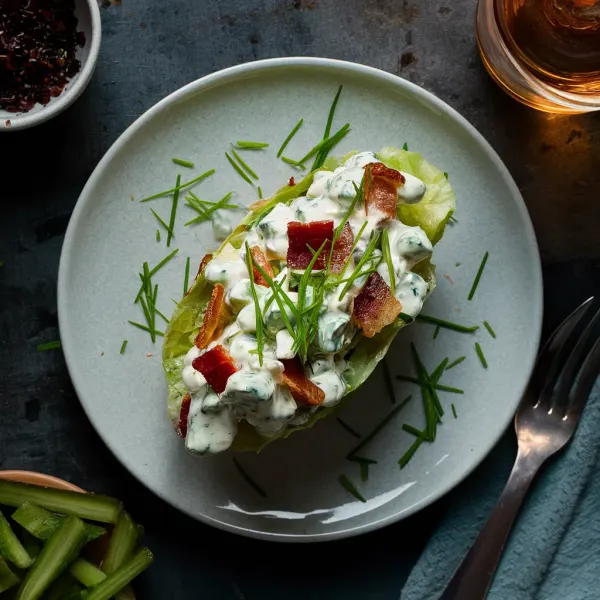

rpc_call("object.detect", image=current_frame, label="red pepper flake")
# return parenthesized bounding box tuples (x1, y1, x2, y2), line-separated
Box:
(288, 177, 296, 186)
(0, 0, 86, 113)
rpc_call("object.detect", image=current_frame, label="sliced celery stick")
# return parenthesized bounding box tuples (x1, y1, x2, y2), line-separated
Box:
(43, 574, 78, 600)
(0, 556, 20, 593)
(20, 531, 40, 561)
(69, 558, 106, 587)
(12, 503, 105, 543)
(0, 481, 122, 524)
(16, 515, 87, 600)
(102, 512, 138, 574)
(85, 549, 153, 600)
(0, 511, 32, 569)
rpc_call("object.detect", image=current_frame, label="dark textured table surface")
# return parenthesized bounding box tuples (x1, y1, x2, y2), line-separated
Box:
(1, 1, 599, 598)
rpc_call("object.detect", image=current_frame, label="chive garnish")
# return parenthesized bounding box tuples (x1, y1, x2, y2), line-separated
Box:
(281, 156, 305, 169)
(185, 192, 236, 226)
(231, 149, 258, 180)
(402, 142, 409, 151)
(433, 325, 440, 339)
(336, 221, 367, 281)
(347, 456, 377, 465)
(310, 123, 351, 172)
(277, 118, 304, 158)
(430, 358, 449, 383)
(444, 171, 449, 179)
(183, 257, 191, 297)
(338, 231, 381, 300)
(402, 424, 423, 437)
(410, 343, 443, 442)
(127, 321, 164, 336)
(235, 141, 269, 149)
(37, 340, 61, 351)
(166, 174, 180, 247)
(336, 418, 361, 439)
(449, 216, 458, 223)
(245, 243, 265, 366)
(475, 342, 488, 368)
(346, 395, 412, 460)
(257, 186, 263, 199)
(338, 475, 366, 503)
(150, 209, 174, 237)
(381, 359, 396, 404)
(233, 458, 267, 498)
(139, 169, 215, 203)
(398, 434, 425, 469)
(381, 229, 395, 294)
(452, 404, 457, 419)
(416, 314, 479, 333)
(483, 320, 497, 339)
(120, 340, 128, 354)
(395, 377, 463, 394)
(155, 309, 169, 324)
(312, 85, 343, 170)
(172, 157, 194, 168)
(296, 123, 350, 166)
(155, 230, 160, 242)
(226, 152, 253, 185)
(468, 251, 489, 301)
(446, 356, 466, 370)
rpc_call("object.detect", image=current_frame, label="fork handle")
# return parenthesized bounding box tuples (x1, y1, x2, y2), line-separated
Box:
(439, 448, 543, 600)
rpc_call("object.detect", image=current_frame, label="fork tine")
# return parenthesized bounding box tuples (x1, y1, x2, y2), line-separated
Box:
(567, 333, 600, 423)
(553, 305, 600, 412)
(524, 297, 594, 406)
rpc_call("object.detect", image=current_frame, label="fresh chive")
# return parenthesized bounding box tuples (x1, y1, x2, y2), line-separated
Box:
(346, 395, 412, 459)
(402, 424, 423, 438)
(37, 341, 61, 351)
(281, 156, 305, 169)
(430, 358, 449, 383)
(381, 359, 396, 404)
(336, 418, 361, 439)
(444, 171, 449, 179)
(399, 312, 414, 322)
(402, 142, 408, 151)
(338, 474, 366, 503)
(233, 458, 267, 497)
(183, 257, 191, 297)
(0, 510, 33, 568)
(119, 340, 128, 355)
(416, 314, 479, 333)
(468, 251, 489, 301)
(347, 456, 377, 465)
(150, 208, 174, 237)
(148, 248, 179, 279)
(398, 434, 425, 469)
(312, 85, 343, 170)
(231, 149, 258, 180)
(127, 321, 164, 337)
(338, 231, 381, 300)
(155, 230, 160, 242)
(296, 123, 350, 166)
(257, 186, 263, 199)
(277, 118, 304, 158)
(155, 309, 168, 324)
(139, 169, 215, 202)
(337, 221, 368, 281)
(381, 229, 396, 294)
(310, 123, 351, 171)
(446, 356, 466, 370)
(411, 343, 443, 441)
(245, 244, 265, 366)
(188, 191, 238, 210)
(433, 325, 440, 339)
(166, 174, 180, 247)
(235, 141, 269, 149)
(395, 376, 464, 394)
(475, 342, 488, 368)
(172, 157, 194, 168)
(452, 404, 457, 419)
(483, 320, 497, 339)
(449, 216, 458, 223)
(360, 462, 369, 482)
(185, 192, 236, 226)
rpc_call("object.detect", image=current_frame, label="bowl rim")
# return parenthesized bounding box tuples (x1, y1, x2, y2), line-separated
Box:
(0, 0, 102, 132)
(0, 470, 85, 493)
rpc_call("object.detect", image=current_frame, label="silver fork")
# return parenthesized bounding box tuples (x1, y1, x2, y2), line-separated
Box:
(440, 297, 600, 600)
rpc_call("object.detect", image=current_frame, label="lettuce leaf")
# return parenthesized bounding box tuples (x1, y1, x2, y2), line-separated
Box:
(162, 147, 455, 451)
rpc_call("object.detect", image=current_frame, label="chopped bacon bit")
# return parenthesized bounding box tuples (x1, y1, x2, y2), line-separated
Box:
(287, 220, 334, 270)
(281, 358, 325, 406)
(352, 272, 402, 338)
(250, 246, 274, 287)
(364, 162, 405, 220)
(192, 345, 239, 394)
(185, 253, 213, 296)
(288, 177, 296, 186)
(177, 394, 192, 438)
(194, 284, 229, 349)
(287, 220, 353, 274)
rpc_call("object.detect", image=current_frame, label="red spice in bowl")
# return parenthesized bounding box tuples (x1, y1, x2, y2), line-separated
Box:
(0, 0, 86, 113)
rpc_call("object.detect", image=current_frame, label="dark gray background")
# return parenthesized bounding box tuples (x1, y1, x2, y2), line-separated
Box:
(1, 0, 599, 597)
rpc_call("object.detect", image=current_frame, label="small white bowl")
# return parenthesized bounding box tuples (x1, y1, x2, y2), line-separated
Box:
(0, 0, 101, 132)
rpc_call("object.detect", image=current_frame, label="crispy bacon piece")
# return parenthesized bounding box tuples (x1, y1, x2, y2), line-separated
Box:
(352, 272, 402, 338)
(177, 394, 192, 438)
(289, 177, 296, 186)
(185, 253, 213, 296)
(364, 162, 405, 220)
(194, 284, 229, 349)
(281, 358, 325, 406)
(192, 345, 239, 394)
(250, 246, 274, 287)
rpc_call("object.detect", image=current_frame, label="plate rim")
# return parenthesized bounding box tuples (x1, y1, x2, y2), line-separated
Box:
(57, 56, 543, 542)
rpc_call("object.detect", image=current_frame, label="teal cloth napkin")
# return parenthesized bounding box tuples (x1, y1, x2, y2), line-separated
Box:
(401, 381, 600, 600)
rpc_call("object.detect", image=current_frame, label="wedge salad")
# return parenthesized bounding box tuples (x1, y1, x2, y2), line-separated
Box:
(162, 146, 456, 456)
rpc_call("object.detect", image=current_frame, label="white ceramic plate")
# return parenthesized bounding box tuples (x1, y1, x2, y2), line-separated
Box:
(58, 58, 542, 541)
